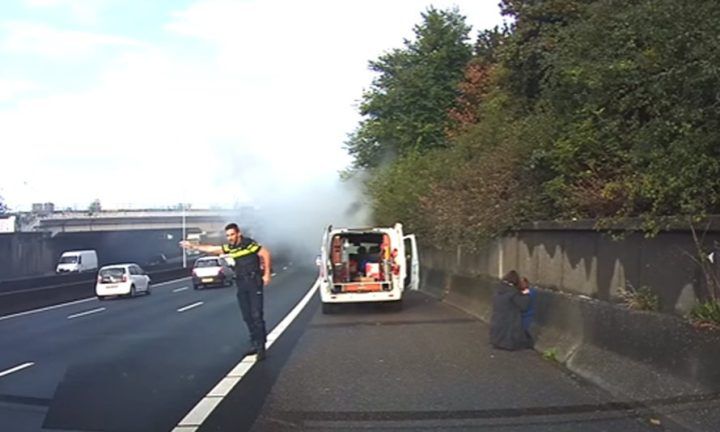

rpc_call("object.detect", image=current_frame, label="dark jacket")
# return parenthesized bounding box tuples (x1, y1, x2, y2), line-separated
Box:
(490, 281, 533, 350)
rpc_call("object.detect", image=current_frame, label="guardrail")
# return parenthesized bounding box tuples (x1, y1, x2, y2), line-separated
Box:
(0, 267, 191, 317)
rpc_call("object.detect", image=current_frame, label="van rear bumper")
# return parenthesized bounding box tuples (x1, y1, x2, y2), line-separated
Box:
(319, 283, 402, 303)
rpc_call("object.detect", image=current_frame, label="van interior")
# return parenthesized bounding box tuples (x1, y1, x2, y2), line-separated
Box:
(330, 232, 393, 293)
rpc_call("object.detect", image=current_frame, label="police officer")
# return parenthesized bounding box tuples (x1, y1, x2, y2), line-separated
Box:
(180, 223, 272, 360)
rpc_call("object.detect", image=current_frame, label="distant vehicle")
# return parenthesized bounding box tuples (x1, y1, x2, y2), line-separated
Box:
(56, 250, 98, 273)
(146, 253, 168, 266)
(192, 256, 235, 290)
(95, 264, 151, 300)
(318, 223, 419, 314)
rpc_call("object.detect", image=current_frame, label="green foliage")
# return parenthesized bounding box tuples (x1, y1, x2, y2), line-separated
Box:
(348, 1, 720, 246)
(619, 285, 660, 312)
(689, 301, 720, 330)
(366, 151, 445, 238)
(346, 7, 472, 168)
(535, 0, 720, 223)
(543, 348, 559, 362)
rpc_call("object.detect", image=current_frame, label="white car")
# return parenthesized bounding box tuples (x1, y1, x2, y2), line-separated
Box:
(96, 264, 151, 300)
(192, 256, 235, 289)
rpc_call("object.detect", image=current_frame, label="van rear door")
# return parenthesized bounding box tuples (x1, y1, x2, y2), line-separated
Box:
(320, 226, 331, 281)
(403, 234, 419, 290)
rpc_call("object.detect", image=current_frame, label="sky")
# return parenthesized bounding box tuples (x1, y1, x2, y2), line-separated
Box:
(0, 0, 505, 211)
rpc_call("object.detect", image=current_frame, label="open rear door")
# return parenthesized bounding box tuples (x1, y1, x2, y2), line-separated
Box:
(403, 234, 419, 291)
(319, 226, 331, 280)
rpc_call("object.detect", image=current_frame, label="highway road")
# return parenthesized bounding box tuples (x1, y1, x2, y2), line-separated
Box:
(0, 263, 709, 431)
(200, 291, 682, 432)
(0, 263, 316, 432)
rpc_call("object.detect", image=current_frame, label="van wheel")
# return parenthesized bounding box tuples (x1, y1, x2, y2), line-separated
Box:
(194, 284, 201, 290)
(321, 303, 336, 314)
(129, 285, 136, 298)
(97, 295, 106, 301)
(146, 286, 152, 295)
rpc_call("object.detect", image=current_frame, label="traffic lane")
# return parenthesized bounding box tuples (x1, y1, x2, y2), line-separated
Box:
(0, 266, 310, 432)
(248, 292, 662, 432)
(0, 266, 315, 432)
(0, 267, 299, 395)
(0, 277, 201, 375)
(0, 267, 295, 366)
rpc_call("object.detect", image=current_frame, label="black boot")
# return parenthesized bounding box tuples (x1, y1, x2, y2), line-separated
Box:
(255, 342, 266, 361)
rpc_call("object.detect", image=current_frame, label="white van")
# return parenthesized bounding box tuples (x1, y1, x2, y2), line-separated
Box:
(318, 223, 419, 313)
(56, 250, 98, 273)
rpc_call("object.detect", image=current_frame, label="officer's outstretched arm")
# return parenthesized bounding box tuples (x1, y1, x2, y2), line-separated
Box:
(179, 241, 223, 255)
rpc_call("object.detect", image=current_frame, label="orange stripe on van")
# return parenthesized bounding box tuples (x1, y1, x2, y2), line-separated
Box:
(344, 283, 382, 293)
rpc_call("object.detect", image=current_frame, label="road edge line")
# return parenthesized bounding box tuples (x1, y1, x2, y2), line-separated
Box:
(173, 278, 320, 430)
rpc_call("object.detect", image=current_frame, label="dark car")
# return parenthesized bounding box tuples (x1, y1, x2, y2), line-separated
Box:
(146, 253, 168, 266)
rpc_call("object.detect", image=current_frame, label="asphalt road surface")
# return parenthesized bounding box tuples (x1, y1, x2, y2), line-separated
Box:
(200, 291, 689, 432)
(2, 264, 713, 431)
(0, 263, 315, 432)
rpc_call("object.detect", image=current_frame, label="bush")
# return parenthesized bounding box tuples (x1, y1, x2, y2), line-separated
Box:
(689, 301, 720, 330)
(618, 285, 660, 312)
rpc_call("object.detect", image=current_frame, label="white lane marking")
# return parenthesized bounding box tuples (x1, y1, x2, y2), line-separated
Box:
(0, 297, 96, 322)
(173, 286, 189, 293)
(0, 276, 191, 323)
(152, 277, 191, 288)
(282, 266, 288, 271)
(67, 307, 106, 320)
(271, 272, 277, 277)
(175, 278, 320, 428)
(0, 362, 34, 378)
(177, 302, 203, 313)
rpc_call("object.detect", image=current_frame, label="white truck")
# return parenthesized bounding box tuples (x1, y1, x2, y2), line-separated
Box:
(56, 250, 98, 273)
(318, 223, 419, 313)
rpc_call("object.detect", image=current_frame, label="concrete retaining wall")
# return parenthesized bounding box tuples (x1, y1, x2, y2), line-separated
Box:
(0, 229, 188, 280)
(427, 224, 720, 315)
(419, 237, 720, 429)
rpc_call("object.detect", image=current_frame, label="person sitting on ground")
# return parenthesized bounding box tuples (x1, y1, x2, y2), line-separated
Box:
(520, 277, 538, 335)
(490, 270, 533, 350)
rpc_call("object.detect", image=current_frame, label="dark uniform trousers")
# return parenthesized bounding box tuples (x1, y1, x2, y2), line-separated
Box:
(235, 272, 266, 349)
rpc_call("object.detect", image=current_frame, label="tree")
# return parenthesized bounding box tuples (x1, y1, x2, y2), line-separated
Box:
(88, 199, 102, 214)
(530, 0, 720, 223)
(346, 7, 473, 168)
(0, 195, 7, 215)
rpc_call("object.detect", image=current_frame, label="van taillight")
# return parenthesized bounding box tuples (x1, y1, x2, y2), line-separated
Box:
(97, 276, 102, 283)
(122, 275, 128, 282)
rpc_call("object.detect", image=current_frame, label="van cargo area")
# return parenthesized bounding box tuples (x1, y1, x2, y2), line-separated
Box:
(329, 232, 395, 294)
(319, 223, 419, 312)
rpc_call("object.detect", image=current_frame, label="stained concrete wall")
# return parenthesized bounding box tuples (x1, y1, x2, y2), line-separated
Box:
(0, 229, 190, 280)
(421, 225, 720, 315)
(418, 229, 720, 430)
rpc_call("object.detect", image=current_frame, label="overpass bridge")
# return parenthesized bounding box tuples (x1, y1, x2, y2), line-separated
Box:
(22, 209, 257, 236)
